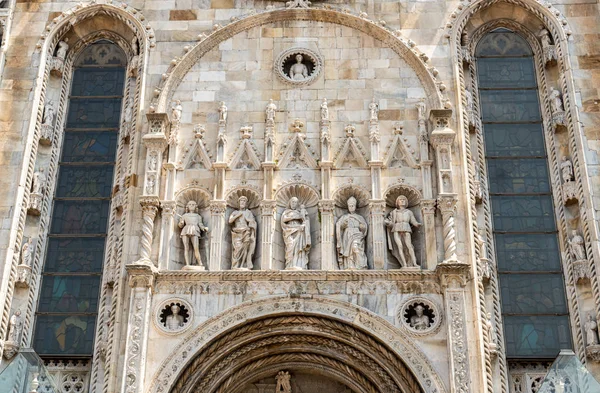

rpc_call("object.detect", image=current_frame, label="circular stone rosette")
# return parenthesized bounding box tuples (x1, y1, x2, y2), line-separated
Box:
(397, 297, 442, 336)
(153, 297, 194, 335)
(275, 47, 323, 86)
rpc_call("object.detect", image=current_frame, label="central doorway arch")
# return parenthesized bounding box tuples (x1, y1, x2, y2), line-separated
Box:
(169, 314, 424, 393)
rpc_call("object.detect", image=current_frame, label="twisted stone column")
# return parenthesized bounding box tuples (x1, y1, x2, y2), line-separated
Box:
(136, 197, 159, 265)
(438, 195, 458, 263)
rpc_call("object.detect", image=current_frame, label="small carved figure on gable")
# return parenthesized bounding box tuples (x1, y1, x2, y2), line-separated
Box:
(321, 98, 329, 121)
(172, 100, 183, 123)
(178, 200, 209, 268)
(369, 98, 379, 122)
(218, 101, 228, 123)
(266, 99, 277, 123)
(385, 195, 421, 268)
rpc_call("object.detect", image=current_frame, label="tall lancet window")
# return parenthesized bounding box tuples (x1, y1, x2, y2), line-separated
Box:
(476, 29, 572, 358)
(33, 41, 126, 356)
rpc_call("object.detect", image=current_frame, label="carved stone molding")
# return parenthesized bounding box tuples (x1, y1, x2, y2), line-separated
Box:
(127, 263, 157, 288)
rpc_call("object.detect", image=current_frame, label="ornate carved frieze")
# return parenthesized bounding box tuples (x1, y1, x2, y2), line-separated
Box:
(334, 125, 369, 169)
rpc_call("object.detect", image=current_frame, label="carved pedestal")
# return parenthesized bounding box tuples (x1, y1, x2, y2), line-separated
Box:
(50, 56, 65, 77)
(27, 192, 43, 216)
(587, 345, 600, 362)
(209, 200, 226, 271)
(562, 181, 577, 204)
(319, 200, 335, 270)
(552, 111, 565, 130)
(573, 259, 591, 283)
(3, 341, 19, 360)
(260, 200, 276, 270)
(369, 200, 386, 269)
(121, 264, 156, 393)
(40, 124, 54, 146)
(15, 265, 32, 288)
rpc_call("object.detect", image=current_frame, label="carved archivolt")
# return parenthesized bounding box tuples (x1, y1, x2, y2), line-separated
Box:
(153, 7, 444, 112)
(148, 296, 447, 393)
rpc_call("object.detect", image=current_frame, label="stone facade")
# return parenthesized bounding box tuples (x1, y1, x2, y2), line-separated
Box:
(0, 0, 598, 393)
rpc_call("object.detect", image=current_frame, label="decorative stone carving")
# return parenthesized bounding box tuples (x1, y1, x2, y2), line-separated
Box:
(229, 196, 257, 270)
(178, 200, 209, 269)
(333, 125, 369, 169)
(465, 88, 476, 129)
(398, 297, 441, 335)
(3, 309, 22, 359)
(437, 195, 459, 263)
(50, 39, 69, 76)
(369, 98, 379, 122)
(485, 312, 498, 356)
(561, 156, 574, 182)
(15, 237, 34, 288)
(218, 101, 228, 124)
(278, 120, 318, 169)
(473, 162, 483, 203)
(585, 314, 600, 362)
(286, 0, 311, 8)
(154, 299, 193, 335)
(281, 197, 311, 270)
(383, 125, 418, 169)
(385, 195, 421, 268)
(569, 229, 586, 261)
(229, 126, 261, 170)
(320, 98, 329, 122)
(275, 371, 292, 393)
(266, 99, 277, 124)
(181, 125, 212, 169)
(474, 230, 492, 282)
(275, 48, 323, 86)
(336, 197, 368, 270)
(28, 168, 46, 216)
(40, 100, 56, 145)
(550, 88, 565, 129)
(169, 100, 182, 145)
(538, 26, 557, 65)
(561, 156, 577, 204)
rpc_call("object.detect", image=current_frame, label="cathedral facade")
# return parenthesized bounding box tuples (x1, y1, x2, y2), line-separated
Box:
(0, 0, 599, 392)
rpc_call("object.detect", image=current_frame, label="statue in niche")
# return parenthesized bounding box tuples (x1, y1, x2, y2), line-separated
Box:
(289, 54, 309, 81)
(410, 305, 430, 330)
(266, 99, 277, 123)
(275, 371, 292, 393)
(42, 100, 56, 127)
(131, 37, 139, 55)
(146, 176, 156, 194)
(416, 99, 426, 120)
(31, 168, 46, 195)
(229, 196, 257, 270)
(281, 197, 311, 270)
(178, 200, 209, 267)
(321, 98, 329, 121)
(148, 153, 158, 171)
(539, 27, 552, 49)
(56, 39, 69, 60)
(586, 314, 599, 346)
(550, 88, 564, 113)
(165, 304, 185, 331)
(369, 98, 379, 121)
(465, 88, 474, 114)
(124, 101, 133, 123)
(561, 156, 574, 183)
(485, 312, 498, 351)
(385, 195, 421, 267)
(336, 197, 368, 270)
(7, 310, 22, 343)
(172, 100, 182, 123)
(569, 229, 586, 261)
(20, 237, 33, 267)
(218, 101, 228, 123)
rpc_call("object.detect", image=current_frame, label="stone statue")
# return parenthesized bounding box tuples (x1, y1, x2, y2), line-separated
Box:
(172, 100, 182, 122)
(416, 99, 426, 120)
(229, 196, 257, 270)
(539, 27, 552, 49)
(165, 304, 185, 331)
(266, 99, 277, 123)
(586, 314, 599, 346)
(7, 309, 22, 343)
(146, 176, 156, 194)
(275, 371, 292, 393)
(131, 37, 139, 55)
(369, 98, 379, 121)
(218, 101, 228, 123)
(20, 237, 33, 267)
(42, 100, 55, 127)
(32, 168, 46, 195)
(465, 88, 474, 113)
(569, 229, 586, 261)
(148, 153, 158, 171)
(550, 88, 564, 113)
(281, 197, 311, 270)
(289, 54, 308, 80)
(56, 39, 69, 60)
(485, 312, 497, 350)
(321, 98, 329, 121)
(336, 197, 368, 270)
(178, 200, 209, 267)
(124, 102, 133, 123)
(385, 195, 421, 267)
(561, 156, 574, 182)
(410, 305, 430, 330)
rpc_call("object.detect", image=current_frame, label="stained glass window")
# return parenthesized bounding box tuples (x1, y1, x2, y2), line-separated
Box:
(33, 41, 126, 357)
(476, 29, 572, 358)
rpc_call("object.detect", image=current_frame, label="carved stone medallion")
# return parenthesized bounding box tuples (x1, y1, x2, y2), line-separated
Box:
(153, 298, 194, 335)
(275, 48, 323, 86)
(397, 297, 442, 336)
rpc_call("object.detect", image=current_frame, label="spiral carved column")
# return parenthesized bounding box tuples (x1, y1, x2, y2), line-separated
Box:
(137, 198, 159, 265)
(438, 195, 459, 263)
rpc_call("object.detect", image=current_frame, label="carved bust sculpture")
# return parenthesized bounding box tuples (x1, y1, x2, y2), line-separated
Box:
(289, 54, 309, 81)
(410, 305, 430, 331)
(586, 314, 599, 346)
(569, 229, 586, 261)
(229, 196, 257, 270)
(281, 197, 311, 270)
(7, 309, 22, 343)
(165, 305, 185, 331)
(385, 195, 421, 267)
(178, 200, 208, 267)
(336, 197, 368, 270)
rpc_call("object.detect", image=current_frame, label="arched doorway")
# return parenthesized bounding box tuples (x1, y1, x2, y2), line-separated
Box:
(169, 314, 424, 393)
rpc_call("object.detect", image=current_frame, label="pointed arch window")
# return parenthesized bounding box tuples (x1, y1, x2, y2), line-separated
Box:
(33, 41, 126, 356)
(476, 28, 572, 358)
